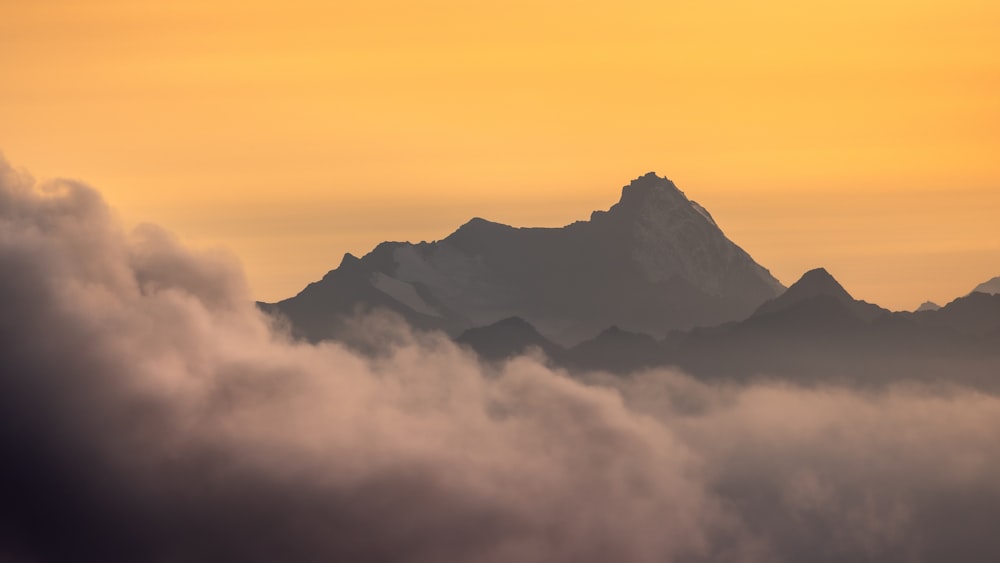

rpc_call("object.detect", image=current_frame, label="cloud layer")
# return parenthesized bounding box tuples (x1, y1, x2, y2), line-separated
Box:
(2, 157, 999, 562)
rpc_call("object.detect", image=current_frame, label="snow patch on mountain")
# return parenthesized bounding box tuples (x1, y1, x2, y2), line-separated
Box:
(371, 272, 441, 317)
(267, 172, 785, 344)
(689, 200, 718, 227)
(628, 179, 752, 296)
(392, 245, 517, 325)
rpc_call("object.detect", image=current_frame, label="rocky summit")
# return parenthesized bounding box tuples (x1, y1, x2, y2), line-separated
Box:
(261, 173, 784, 344)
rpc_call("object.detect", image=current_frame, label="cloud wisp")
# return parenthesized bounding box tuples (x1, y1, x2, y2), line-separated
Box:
(1, 158, 999, 562)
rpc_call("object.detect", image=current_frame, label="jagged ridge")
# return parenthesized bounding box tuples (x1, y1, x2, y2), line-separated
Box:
(263, 173, 785, 344)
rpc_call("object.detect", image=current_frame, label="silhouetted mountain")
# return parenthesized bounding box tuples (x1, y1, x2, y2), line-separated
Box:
(670, 272, 1000, 386)
(455, 317, 563, 362)
(752, 268, 888, 323)
(972, 276, 1000, 295)
(909, 291, 1000, 341)
(263, 173, 784, 344)
(916, 301, 941, 312)
(447, 268, 1000, 389)
(563, 326, 665, 373)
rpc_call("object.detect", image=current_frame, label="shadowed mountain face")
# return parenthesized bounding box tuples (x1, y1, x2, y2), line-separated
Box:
(264, 173, 784, 344)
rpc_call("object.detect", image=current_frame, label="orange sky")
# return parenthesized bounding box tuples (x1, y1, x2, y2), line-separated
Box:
(2, 0, 998, 310)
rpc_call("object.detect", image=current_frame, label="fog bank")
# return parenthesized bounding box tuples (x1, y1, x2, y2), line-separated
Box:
(2, 158, 999, 562)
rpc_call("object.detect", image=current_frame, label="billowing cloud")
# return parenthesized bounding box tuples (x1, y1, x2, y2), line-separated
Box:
(2, 156, 999, 562)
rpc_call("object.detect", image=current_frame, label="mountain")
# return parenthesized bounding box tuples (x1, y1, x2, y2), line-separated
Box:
(972, 276, 1000, 295)
(263, 173, 784, 344)
(455, 317, 564, 362)
(916, 301, 941, 312)
(666, 270, 1000, 385)
(750, 267, 889, 325)
(910, 291, 1000, 340)
(563, 326, 666, 374)
(448, 268, 1000, 389)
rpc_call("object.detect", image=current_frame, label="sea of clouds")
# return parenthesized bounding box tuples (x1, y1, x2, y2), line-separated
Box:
(2, 156, 999, 562)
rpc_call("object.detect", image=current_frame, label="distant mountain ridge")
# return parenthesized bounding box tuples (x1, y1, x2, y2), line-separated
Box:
(262, 173, 784, 344)
(453, 268, 1000, 388)
(916, 301, 941, 312)
(752, 267, 888, 323)
(973, 276, 1000, 295)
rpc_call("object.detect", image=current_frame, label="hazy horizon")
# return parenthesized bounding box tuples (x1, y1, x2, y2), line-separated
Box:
(3, 0, 998, 310)
(3, 156, 996, 311)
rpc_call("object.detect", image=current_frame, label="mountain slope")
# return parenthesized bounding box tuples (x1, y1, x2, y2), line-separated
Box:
(910, 291, 1000, 339)
(751, 267, 889, 324)
(563, 326, 665, 374)
(448, 270, 1000, 388)
(670, 270, 1000, 385)
(455, 317, 564, 362)
(916, 301, 941, 312)
(264, 173, 784, 344)
(972, 276, 1000, 295)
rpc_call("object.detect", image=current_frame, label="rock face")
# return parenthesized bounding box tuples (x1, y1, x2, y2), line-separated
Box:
(262, 173, 784, 344)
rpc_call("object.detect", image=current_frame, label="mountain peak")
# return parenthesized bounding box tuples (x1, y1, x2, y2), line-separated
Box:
(339, 252, 360, 267)
(635, 171, 676, 186)
(752, 267, 888, 323)
(616, 172, 686, 209)
(602, 172, 719, 229)
(455, 317, 562, 361)
(455, 216, 505, 231)
(267, 172, 785, 344)
(753, 268, 853, 317)
(792, 268, 852, 298)
(446, 216, 514, 249)
(916, 301, 941, 312)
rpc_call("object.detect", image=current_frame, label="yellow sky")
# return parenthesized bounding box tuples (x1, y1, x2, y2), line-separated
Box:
(2, 0, 998, 310)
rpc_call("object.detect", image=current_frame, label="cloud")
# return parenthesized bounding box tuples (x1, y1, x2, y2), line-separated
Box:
(2, 155, 999, 562)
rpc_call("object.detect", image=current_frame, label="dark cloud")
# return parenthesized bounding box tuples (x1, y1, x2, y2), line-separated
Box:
(2, 156, 999, 562)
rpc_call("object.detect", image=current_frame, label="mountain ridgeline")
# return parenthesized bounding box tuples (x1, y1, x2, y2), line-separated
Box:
(262, 173, 784, 344)
(974, 276, 1000, 295)
(260, 173, 1000, 386)
(455, 268, 1000, 387)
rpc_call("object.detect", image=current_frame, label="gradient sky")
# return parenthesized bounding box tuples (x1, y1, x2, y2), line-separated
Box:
(2, 0, 998, 310)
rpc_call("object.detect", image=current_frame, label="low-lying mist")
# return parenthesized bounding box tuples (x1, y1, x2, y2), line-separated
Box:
(2, 158, 999, 562)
